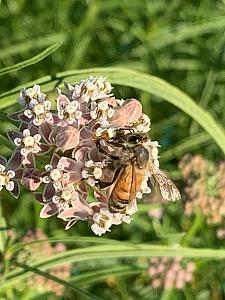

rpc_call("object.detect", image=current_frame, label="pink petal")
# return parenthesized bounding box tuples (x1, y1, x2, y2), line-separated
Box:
(79, 103, 90, 113)
(7, 110, 23, 121)
(40, 203, 58, 218)
(7, 151, 22, 170)
(58, 201, 92, 219)
(93, 191, 108, 204)
(123, 99, 142, 123)
(50, 153, 60, 168)
(73, 139, 95, 160)
(56, 93, 70, 111)
(9, 181, 20, 199)
(52, 114, 60, 123)
(73, 146, 89, 161)
(15, 169, 23, 180)
(49, 126, 58, 144)
(105, 97, 117, 107)
(59, 157, 82, 171)
(90, 202, 103, 213)
(80, 127, 93, 140)
(55, 126, 80, 151)
(88, 145, 106, 162)
(7, 131, 22, 144)
(29, 124, 38, 135)
(38, 144, 51, 155)
(102, 165, 117, 183)
(0, 155, 7, 167)
(22, 168, 42, 191)
(18, 113, 30, 123)
(43, 183, 55, 200)
(65, 219, 77, 230)
(19, 122, 28, 131)
(40, 122, 53, 143)
(22, 153, 35, 168)
(80, 181, 87, 192)
(78, 114, 92, 126)
(68, 171, 82, 182)
(34, 192, 45, 204)
(108, 107, 129, 127)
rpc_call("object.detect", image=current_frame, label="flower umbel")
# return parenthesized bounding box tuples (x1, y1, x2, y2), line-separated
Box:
(3, 77, 180, 235)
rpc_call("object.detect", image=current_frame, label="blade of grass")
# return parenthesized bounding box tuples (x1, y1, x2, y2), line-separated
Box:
(70, 265, 145, 287)
(0, 42, 62, 77)
(10, 236, 125, 254)
(64, 0, 99, 70)
(3, 243, 225, 290)
(0, 33, 66, 60)
(0, 134, 14, 150)
(189, 70, 217, 135)
(14, 262, 103, 300)
(160, 132, 211, 163)
(151, 17, 225, 49)
(0, 201, 7, 252)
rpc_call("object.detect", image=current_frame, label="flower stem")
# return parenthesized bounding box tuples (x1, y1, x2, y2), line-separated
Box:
(182, 212, 204, 246)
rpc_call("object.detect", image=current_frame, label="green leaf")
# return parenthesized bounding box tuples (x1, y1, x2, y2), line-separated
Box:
(0, 42, 62, 77)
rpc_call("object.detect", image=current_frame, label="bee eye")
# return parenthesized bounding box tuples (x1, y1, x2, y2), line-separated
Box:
(127, 135, 139, 144)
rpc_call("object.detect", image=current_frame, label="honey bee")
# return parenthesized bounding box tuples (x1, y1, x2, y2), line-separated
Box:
(100, 130, 181, 214)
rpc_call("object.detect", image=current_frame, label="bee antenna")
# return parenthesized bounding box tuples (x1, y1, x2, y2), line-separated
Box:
(114, 128, 134, 133)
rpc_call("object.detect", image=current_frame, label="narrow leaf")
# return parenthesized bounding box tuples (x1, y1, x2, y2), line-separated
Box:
(15, 262, 103, 300)
(0, 42, 62, 77)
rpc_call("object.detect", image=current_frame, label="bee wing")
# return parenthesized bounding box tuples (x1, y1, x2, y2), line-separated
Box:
(150, 164, 181, 202)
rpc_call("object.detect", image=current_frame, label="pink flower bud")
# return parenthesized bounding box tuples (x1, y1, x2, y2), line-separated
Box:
(55, 126, 80, 151)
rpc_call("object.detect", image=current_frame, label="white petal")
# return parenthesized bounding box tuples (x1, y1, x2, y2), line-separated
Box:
(0, 165, 6, 172)
(14, 138, 22, 146)
(24, 109, 33, 118)
(45, 164, 52, 171)
(7, 170, 15, 179)
(23, 129, 30, 137)
(6, 181, 14, 191)
(34, 134, 41, 142)
(91, 223, 106, 236)
(21, 148, 29, 156)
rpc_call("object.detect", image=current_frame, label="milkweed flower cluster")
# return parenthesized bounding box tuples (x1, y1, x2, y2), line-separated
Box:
(148, 256, 195, 289)
(17, 229, 71, 296)
(179, 155, 225, 225)
(2, 77, 160, 235)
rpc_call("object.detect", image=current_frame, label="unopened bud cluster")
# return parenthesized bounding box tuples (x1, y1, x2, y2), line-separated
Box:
(17, 229, 71, 296)
(179, 155, 225, 225)
(148, 256, 195, 289)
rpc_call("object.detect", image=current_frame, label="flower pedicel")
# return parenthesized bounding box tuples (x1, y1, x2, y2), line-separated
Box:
(2, 77, 180, 235)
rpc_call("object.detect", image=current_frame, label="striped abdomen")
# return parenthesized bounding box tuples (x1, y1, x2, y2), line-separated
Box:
(108, 163, 145, 213)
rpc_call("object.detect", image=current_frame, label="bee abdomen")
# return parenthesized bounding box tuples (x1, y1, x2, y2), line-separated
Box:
(108, 197, 128, 213)
(113, 189, 130, 201)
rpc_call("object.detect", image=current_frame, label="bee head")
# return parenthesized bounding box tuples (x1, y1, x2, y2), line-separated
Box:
(109, 129, 148, 148)
(124, 133, 148, 145)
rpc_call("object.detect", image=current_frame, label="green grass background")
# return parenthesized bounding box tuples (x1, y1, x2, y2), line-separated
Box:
(0, 0, 225, 299)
